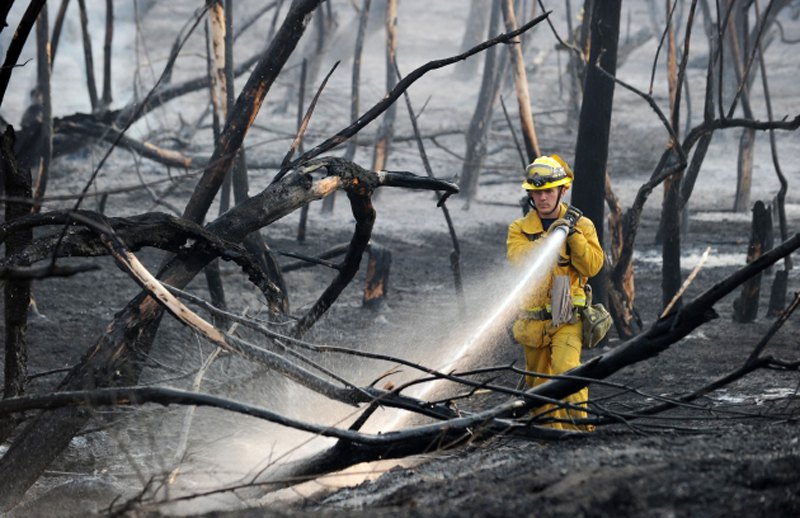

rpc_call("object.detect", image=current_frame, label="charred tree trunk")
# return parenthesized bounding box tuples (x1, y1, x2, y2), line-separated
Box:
(501, 0, 540, 160)
(679, 12, 718, 217)
(100, 0, 113, 109)
(733, 200, 771, 322)
(76, 0, 99, 111)
(734, 125, 755, 212)
(31, 4, 52, 214)
(678, 132, 713, 216)
(1, 128, 32, 442)
(454, 0, 490, 79)
(728, 0, 752, 213)
(296, 61, 310, 242)
(768, 270, 788, 317)
(371, 0, 398, 175)
(0, 1, 324, 509)
(660, 0, 684, 310)
(50, 0, 70, 65)
(204, 0, 229, 318)
(460, 1, 504, 203)
(605, 172, 641, 339)
(571, 0, 621, 307)
(207, 0, 227, 144)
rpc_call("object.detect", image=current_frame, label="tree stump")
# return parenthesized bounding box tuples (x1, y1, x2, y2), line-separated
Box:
(363, 242, 391, 309)
(767, 269, 788, 317)
(732, 201, 771, 322)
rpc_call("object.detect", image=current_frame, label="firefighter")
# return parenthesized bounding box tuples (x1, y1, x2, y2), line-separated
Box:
(506, 155, 604, 431)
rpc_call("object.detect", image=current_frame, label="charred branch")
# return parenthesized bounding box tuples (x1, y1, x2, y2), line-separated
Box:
(616, 291, 800, 421)
(280, 11, 550, 176)
(182, 0, 324, 225)
(0, 1, 46, 105)
(0, 158, 456, 511)
(0, 210, 282, 303)
(0, 231, 794, 505)
(53, 120, 206, 169)
(49, 0, 70, 64)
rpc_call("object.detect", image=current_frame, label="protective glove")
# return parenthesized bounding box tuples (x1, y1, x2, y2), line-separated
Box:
(564, 205, 583, 228)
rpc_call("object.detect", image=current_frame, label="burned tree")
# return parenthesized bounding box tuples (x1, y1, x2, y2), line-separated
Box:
(0, 3, 553, 510)
(571, 0, 622, 309)
(1, 2, 799, 514)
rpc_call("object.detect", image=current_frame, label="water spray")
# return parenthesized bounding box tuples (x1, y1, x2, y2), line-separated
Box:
(446, 226, 568, 369)
(379, 226, 569, 432)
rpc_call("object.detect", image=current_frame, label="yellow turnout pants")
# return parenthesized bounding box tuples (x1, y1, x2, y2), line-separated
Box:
(512, 318, 594, 432)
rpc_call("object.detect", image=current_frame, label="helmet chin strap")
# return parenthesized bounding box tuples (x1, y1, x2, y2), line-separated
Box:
(555, 188, 564, 211)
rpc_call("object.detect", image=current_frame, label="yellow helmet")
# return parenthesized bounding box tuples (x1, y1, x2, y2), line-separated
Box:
(521, 155, 574, 191)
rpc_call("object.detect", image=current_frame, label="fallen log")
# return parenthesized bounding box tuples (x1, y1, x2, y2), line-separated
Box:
(246, 233, 800, 494)
(0, 158, 457, 511)
(1, 233, 796, 509)
(363, 242, 391, 308)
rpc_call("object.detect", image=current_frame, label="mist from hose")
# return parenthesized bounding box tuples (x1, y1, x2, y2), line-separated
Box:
(444, 226, 568, 373)
(375, 226, 568, 433)
(167, 227, 569, 512)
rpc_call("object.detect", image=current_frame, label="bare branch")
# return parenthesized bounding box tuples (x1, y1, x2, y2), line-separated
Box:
(0, 0, 47, 104)
(279, 11, 551, 177)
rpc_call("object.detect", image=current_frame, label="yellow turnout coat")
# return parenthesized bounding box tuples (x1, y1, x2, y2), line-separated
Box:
(506, 202, 604, 431)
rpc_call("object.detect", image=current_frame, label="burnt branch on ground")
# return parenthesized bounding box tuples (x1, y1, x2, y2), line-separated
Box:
(0, 156, 457, 511)
(0, 234, 796, 510)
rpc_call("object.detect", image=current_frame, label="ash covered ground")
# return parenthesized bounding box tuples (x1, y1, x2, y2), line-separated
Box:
(1, 1, 800, 517)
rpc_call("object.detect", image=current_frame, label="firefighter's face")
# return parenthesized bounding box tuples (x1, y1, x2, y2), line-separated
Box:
(530, 187, 562, 218)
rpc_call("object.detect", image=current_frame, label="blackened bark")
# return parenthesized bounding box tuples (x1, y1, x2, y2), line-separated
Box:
(767, 270, 788, 317)
(371, 0, 398, 175)
(0, 159, 455, 511)
(571, 0, 622, 307)
(31, 4, 52, 212)
(101, 0, 113, 108)
(733, 200, 771, 322)
(459, 1, 503, 202)
(182, 0, 323, 225)
(1, 128, 32, 442)
(363, 242, 391, 308)
(661, 173, 683, 309)
(50, 0, 71, 64)
(76, 0, 99, 111)
(0, 0, 47, 105)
